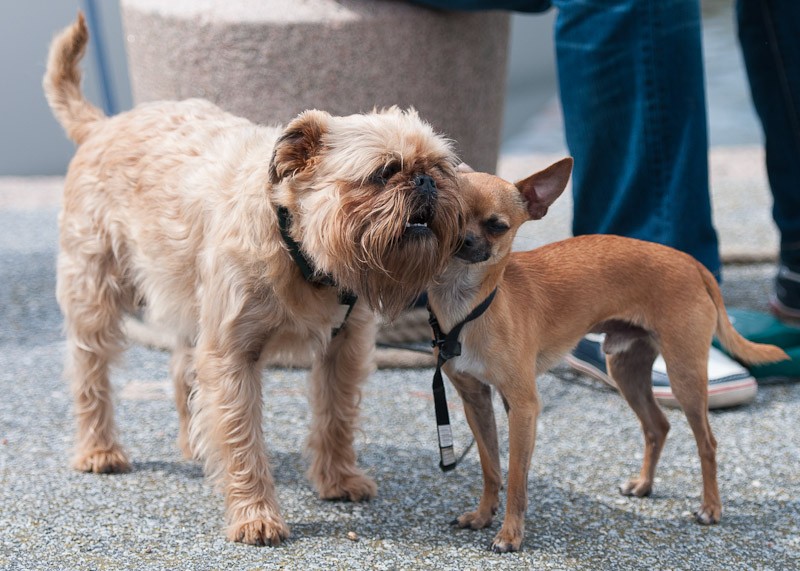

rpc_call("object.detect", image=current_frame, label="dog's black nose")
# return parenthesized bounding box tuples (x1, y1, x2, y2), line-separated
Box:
(414, 174, 437, 198)
(455, 231, 491, 263)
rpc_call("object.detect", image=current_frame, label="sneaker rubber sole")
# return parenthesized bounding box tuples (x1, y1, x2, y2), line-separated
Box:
(564, 351, 758, 410)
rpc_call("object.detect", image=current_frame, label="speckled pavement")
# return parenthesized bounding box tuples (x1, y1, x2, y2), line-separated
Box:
(0, 173, 798, 570)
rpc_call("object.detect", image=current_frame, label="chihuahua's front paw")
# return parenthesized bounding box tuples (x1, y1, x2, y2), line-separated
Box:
(490, 525, 523, 553)
(619, 477, 652, 498)
(451, 508, 494, 530)
(694, 503, 721, 525)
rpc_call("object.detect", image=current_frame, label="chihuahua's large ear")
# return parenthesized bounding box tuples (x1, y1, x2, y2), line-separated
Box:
(269, 109, 331, 184)
(515, 157, 573, 220)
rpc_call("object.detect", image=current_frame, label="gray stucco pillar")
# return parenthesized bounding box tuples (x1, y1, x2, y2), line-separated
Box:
(120, 0, 510, 172)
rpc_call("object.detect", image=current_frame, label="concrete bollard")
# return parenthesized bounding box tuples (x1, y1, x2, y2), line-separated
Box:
(120, 0, 510, 172)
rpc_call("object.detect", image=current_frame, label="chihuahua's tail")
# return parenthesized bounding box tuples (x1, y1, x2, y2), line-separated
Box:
(43, 12, 105, 145)
(699, 264, 789, 365)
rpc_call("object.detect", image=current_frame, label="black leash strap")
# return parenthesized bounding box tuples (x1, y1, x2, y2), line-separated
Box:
(427, 288, 497, 471)
(277, 206, 357, 338)
(331, 290, 358, 338)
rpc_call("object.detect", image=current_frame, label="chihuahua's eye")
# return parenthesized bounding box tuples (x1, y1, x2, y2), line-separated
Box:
(484, 217, 510, 235)
(371, 162, 402, 185)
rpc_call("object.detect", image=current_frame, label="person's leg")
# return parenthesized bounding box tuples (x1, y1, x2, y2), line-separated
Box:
(737, 0, 800, 316)
(552, 0, 757, 408)
(552, 0, 721, 278)
(411, 0, 756, 407)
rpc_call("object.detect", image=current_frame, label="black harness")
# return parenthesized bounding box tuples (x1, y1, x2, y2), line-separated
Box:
(277, 206, 357, 337)
(427, 288, 497, 471)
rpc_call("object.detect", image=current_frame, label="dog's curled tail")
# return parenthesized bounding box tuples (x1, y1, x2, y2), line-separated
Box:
(699, 263, 789, 365)
(43, 12, 104, 145)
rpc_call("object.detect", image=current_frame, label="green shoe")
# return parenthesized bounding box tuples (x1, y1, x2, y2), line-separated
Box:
(742, 346, 800, 383)
(713, 308, 800, 383)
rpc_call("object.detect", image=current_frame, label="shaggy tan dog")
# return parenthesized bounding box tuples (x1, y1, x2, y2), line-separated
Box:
(44, 14, 463, 545)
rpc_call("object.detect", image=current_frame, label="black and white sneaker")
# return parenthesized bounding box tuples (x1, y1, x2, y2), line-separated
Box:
(770, 264, 800, 321)
(564, 334, 757, 409)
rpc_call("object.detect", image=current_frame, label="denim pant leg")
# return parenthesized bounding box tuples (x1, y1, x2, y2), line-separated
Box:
(409, 0, 720, 276)
(553, 0, 721, 277)
(737, 0, 800, 270)
(406, 0, 551, 12)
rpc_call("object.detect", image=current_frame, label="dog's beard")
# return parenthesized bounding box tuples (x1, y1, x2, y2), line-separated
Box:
(270, 107, 465, 320)
(321, 178, 463, 319)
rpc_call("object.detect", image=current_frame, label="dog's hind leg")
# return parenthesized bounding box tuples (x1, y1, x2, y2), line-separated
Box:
(57, 241, 132, 474)
(659, 336, 721, 525)
(446, 371, 501, 530)
(605, 335, 669, 498)
(306, 302, 377, 502)
(169, 341, 195, 459)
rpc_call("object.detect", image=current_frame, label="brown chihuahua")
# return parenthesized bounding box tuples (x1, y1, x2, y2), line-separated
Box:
(426, 158, 788, 552)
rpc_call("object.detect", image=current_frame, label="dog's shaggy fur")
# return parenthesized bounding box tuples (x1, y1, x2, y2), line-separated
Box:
(45, 14, 464, 545)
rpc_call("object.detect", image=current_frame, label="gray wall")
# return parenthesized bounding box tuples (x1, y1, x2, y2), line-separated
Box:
(503, 11, 557, 141)
(0, 1, 131, 175)
(0, 4, 554, 176)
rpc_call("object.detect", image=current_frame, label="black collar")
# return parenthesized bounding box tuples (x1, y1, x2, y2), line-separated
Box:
(277, 206, 336, 287)
(426, 287, 497, 471)
(276, 206, 357, 337)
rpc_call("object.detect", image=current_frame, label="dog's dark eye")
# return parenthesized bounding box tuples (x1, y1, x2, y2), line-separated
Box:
(371, 162, 402, 185)
(484, 217, 510, 235)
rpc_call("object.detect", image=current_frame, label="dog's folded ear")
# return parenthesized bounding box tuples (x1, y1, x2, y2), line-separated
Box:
(515, 157, 573, 220)
(269, 110, 331, 184)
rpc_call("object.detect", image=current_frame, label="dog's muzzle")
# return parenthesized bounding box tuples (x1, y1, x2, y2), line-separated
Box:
(414, 174, 438, 200)
(404, 174, 438, 238)
(455, 231, 491, 263)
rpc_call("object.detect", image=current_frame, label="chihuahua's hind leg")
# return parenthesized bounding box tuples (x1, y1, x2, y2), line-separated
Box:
(659, 338, 721, 525)
(447, 371, 501, 531)
(606, 335, 669, 498)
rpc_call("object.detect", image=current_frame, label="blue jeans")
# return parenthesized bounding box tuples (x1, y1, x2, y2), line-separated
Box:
(412, 0, 800, 276)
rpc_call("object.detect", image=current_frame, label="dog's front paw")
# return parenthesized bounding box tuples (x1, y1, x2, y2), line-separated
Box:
(694, 503, 721, 525)
(451, 509, 494, 530)
(227, 511, 290, 546)
(619, 477, 652, 498)
(72, 446, 131, 474)
(318, 473, 377, 502)
(490, 526, 523, 553)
